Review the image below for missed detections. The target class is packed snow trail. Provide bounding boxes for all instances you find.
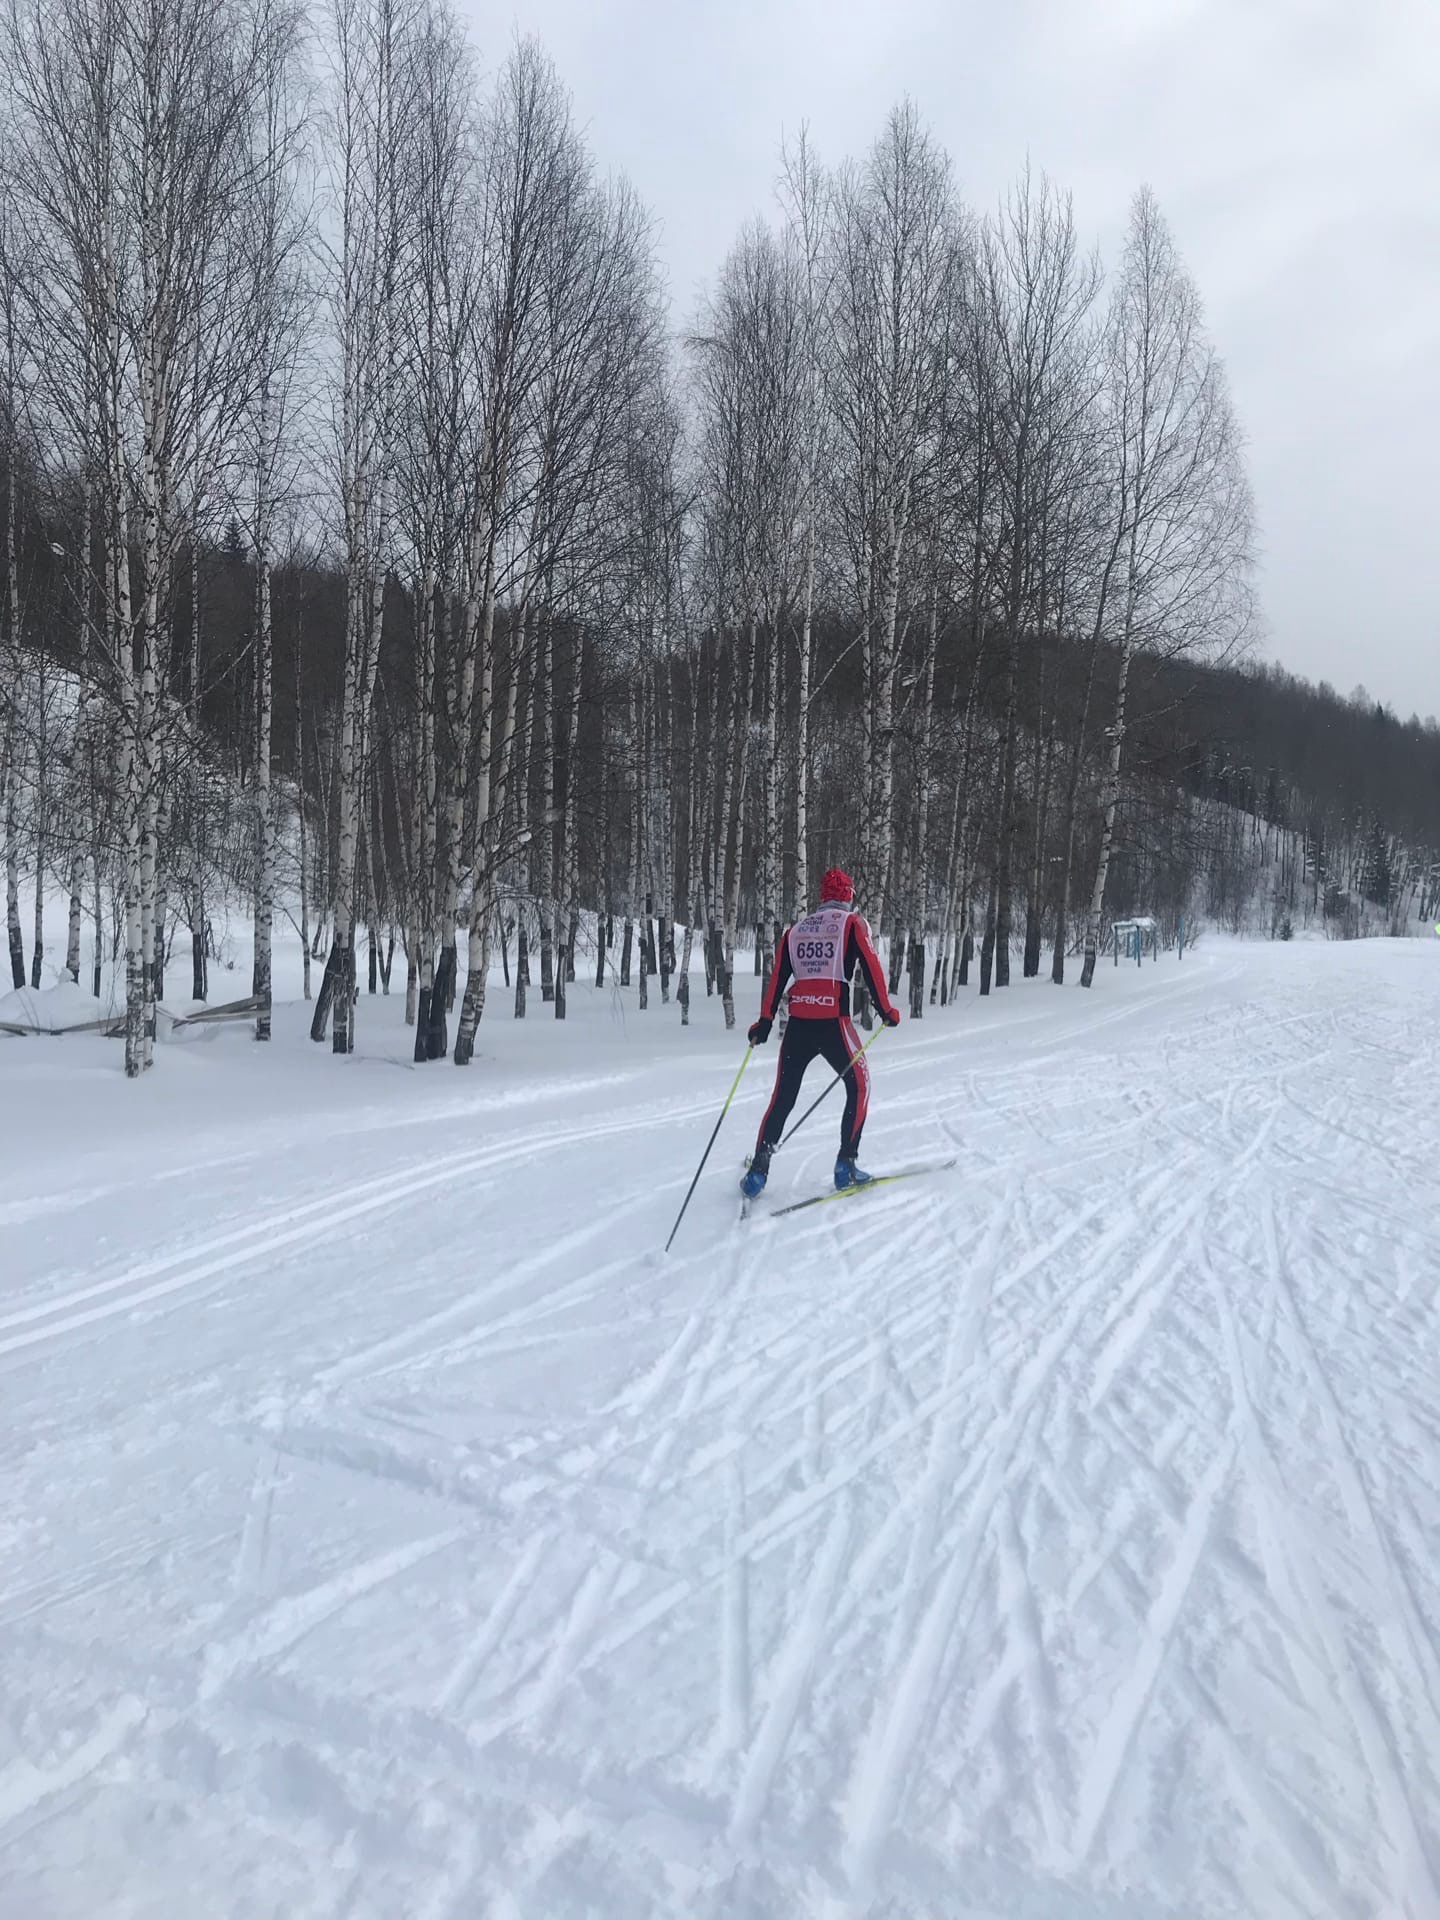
[1,939,1439,1918]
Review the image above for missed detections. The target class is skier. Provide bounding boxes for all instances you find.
[740,867,900,1200]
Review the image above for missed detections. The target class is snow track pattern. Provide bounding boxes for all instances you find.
[2,944,1438,1919]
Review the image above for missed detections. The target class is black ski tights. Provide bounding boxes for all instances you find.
[753,1015,870,1164]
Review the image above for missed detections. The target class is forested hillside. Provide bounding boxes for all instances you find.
[1,0,1434,1075]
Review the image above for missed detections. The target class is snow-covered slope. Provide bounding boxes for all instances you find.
[1,940,1438,1918]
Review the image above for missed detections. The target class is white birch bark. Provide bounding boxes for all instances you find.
[550,627,584,1022]
[2,475,21,990]
[253,466,276,1039]
[1078,188,1251,986]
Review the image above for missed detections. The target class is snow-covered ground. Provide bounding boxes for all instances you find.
[2,936,1438,1919]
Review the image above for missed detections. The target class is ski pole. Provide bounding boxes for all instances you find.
[664,1045,754,1254]
[779,1021,885,1149]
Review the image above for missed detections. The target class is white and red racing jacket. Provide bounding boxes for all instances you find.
[759,904,897,1022]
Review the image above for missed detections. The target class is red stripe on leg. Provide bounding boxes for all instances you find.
[841,1017,870,1137]
[755,1044,787,1153]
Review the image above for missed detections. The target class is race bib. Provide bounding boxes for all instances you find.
[786,907,849,1014]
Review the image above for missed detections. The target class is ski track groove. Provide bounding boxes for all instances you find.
[1261,1204,1440,1740]
[319,1210,641,1388]
[518,1553,628,1731]
[1083,1101,1280,1414]
[231,1446,283,1600]
[718,1452,751,1756]
[437,1529,552,1714]
[1070,1429,1239,1865]
[0,1099,717,1366]
[995,1487,1066,1858]
[817,1156,1194,1673]
[198,1528,467,1703]
[1239,1414,1437,1908]
[0,1136,531,1350]
[818,1150,1210,1909]
[882,1183,1015,1669]
[1047,1434,1357,1919]
[0,1697,149,1835]
[727,1495,853,1845]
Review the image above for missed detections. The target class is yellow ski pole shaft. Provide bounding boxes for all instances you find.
[664,1044,754,1254]
[779,1021,885,1150]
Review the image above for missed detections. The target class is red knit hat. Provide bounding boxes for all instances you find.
[820,867,854,904]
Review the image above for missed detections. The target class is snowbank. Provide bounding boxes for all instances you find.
[0,979,118,1034]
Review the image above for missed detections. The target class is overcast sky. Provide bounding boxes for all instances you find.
[464,0,1439,718]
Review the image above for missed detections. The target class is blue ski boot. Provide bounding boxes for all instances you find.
[834,1157,875,1191]
[740,1147,771,1200]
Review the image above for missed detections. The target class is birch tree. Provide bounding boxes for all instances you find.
[828,104,954,938]
[312,0,419,1055]
[980,168,1100,991]
[778,129,831,917]
[1079,188,1252,987]
[245,1,306,1043]
[444,41,573,1065]
[396,0,477,1060]
[8,0,294,1071]
[0,194,28,991]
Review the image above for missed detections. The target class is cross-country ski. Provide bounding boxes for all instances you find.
[768,1158,959,1217]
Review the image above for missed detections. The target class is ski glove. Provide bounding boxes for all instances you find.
[748,1016,773,1046]
[883,1007,901,1028]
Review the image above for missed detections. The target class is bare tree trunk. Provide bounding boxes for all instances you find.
[979,868,997,997]
[3,719,21,990]
[551,628,584,1022]
[594,679,610,989]
[656,663,673,1005]
[121,677,144,1076]
[295,616,312,1002]
[254,422,275,1041]
[794,521,814,916]
[909,586,939,1018]
[454,533,509,1058]
[3,432,23,990]
[869,519,903,927]
[1081,610,1134,988]
[621,675,637,987]
[153,779,172,1007]
[106,376,145,1072]
[318,566,365,1052]
[993,564,1020,994]
[1051,616,1104,983]
[538,609,555,1003]
[410,575,437,1051]
[65,850,83,984]
[460,602,526,1043]
[426,588,462,1052]
[28,658,47,988]
[90,851,103,999]
[514,618,538,1019]
[760,611,780,978]
[720,622,757,1030]
[138,707,160,1067]
[638,675,652,1009]
[675,652,700,1027]
[1024,724,1055,979]
[515,913,528,1018]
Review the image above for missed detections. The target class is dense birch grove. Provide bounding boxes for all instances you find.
[2,0,1435,1071]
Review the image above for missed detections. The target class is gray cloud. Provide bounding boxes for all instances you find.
[464,0,1440,715]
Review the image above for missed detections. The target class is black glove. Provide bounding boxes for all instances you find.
[748,1016,773,1046]
[883,1006,901,1028]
